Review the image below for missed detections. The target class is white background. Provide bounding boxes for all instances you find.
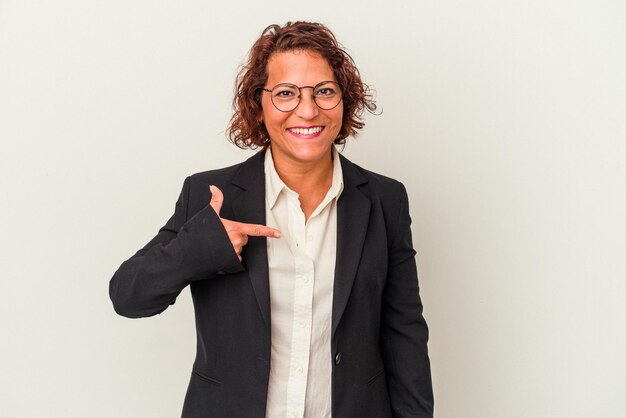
[1,1,625,417]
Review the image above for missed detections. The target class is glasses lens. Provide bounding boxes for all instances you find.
[271,84,300,112]
[313,82,342,110]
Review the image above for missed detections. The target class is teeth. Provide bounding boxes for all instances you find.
[289,126,323,135]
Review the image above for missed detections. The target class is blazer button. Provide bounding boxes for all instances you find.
[335,352,341,365]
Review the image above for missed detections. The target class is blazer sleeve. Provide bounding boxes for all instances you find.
[109,176,244,318]
[381,183,434,418]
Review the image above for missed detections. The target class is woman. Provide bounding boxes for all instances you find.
[110,21,433,418]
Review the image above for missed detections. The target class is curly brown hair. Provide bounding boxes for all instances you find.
[227,21,377,149]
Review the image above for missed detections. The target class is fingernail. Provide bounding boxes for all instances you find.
[274,231,282,238]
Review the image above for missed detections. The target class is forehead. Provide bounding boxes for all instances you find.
[266,50,336,85]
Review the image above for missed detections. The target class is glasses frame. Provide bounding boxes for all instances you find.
[261,81,343,112]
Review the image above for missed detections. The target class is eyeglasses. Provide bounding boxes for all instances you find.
[261,81,342,112]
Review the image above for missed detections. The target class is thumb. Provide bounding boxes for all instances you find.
[209,185,224,216]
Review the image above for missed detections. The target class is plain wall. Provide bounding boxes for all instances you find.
[1,1,625,417]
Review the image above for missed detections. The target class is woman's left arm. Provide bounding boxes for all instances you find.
[381,183,434,418]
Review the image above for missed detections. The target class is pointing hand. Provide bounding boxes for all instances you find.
[209,185,281,261]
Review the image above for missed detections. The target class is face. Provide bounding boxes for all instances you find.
[260,50,343,169]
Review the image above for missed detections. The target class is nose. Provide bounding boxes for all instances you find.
[294,90,319,120]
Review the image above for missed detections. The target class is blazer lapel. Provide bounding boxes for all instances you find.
[332,155,371,337]
[230,151,271,329]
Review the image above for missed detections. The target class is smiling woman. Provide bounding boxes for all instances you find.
[109,21,433,418]
[228,22,376,149]
[259,50,344,189]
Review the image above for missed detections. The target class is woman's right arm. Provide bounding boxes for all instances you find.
[109,177,244,318]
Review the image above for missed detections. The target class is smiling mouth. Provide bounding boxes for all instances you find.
[287,126,324,136]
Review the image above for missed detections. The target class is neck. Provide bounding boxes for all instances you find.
[271,149,334,198]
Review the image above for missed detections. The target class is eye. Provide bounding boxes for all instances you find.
[275,90,295,97]
[272,85,299,99]
[315,87,336,96]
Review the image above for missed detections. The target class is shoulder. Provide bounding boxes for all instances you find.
[339,154,413,248]
[185,151,265,193]
[339,154,409,203]
[171,151,264,217]
[186,161,243,189]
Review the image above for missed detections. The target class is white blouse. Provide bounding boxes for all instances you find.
[264,146,344,418]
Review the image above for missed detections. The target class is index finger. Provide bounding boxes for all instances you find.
[237,222,282,239]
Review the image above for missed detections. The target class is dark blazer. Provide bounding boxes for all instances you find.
[109,151,433,418]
